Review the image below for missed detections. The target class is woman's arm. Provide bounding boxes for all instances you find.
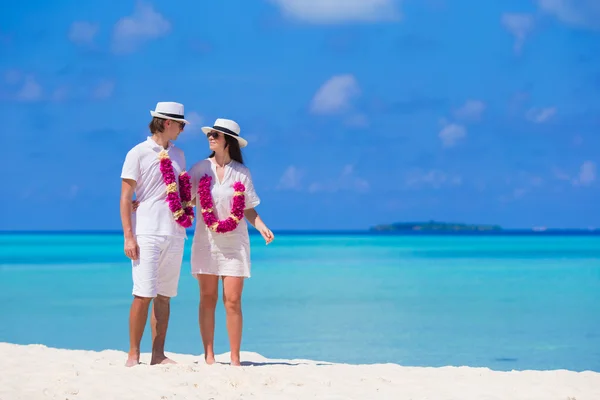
[244,208,274,244]
[244,208,260,228]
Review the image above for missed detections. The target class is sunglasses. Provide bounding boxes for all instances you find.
[206,131,221,139]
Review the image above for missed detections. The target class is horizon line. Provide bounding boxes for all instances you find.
[1,228,599,235]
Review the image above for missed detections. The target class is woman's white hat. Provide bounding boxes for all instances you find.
[202,118,248,148]
[150,101,189,124]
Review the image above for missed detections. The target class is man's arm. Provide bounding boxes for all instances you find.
[121,178,139,260]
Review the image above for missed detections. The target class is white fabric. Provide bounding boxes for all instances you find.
[188,158,261,278]
[132,235,185,298]
[121,137,187,238]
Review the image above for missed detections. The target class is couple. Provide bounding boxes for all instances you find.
[119,101,274,367]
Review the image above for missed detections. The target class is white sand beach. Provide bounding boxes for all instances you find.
[1,343,599,400]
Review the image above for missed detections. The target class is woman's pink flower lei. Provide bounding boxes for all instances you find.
[198,174,245,233]
[158,150,195,228]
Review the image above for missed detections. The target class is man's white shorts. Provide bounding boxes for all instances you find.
[131,235,185,298]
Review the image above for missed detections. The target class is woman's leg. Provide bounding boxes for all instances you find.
[197,273,219,364]
[222,276,245,366]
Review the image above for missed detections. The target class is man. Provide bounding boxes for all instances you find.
[120,101,190,367]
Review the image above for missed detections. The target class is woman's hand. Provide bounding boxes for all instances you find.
[243,208,274,245]
[257,224,274,245]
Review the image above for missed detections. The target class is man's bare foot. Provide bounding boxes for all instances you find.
[125,357,140,367]
[230,359,241,367]
[150,355,176,365]
[205,354,215,365]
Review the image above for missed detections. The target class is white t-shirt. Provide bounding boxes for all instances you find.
[121,136,187,238]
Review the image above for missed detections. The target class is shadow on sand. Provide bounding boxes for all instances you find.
[238,361,331,367]
[193,361,332,367]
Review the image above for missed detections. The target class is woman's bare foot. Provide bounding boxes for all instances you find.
[125,351,140,367]
[125,357,140,367]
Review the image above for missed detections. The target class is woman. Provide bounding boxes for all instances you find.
[188,118,274,366]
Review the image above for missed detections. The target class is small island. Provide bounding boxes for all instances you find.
[370,220,503,232]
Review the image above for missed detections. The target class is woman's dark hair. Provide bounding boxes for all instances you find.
[209,134,244,164]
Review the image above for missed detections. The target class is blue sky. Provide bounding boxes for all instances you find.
[1,0,598,231]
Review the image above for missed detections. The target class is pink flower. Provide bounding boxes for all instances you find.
[196,174,247,233]
[160,159,176,184]
[177,214,192,228]
[233,182,245,192]
[178,173,193,203]
[157,152,195,228]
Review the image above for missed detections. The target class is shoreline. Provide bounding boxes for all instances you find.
[2,343,599,400]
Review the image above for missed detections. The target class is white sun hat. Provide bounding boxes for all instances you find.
[202,118,248,148]
[150,101,190,124]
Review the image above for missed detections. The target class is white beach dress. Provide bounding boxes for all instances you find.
[189,159,261,278]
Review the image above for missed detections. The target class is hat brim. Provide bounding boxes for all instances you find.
[150,111,190,125]
[201,126,248,148]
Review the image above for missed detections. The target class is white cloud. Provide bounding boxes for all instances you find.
[537,0,600,31]
[112,2,170,54]
[310,74,360,114]
[500,172,546,202]
[553,167,571,181]
[526,107,556,123]
[270,0,400,24]
[405,169,462,189]
[308,164,369,193]
[185,111,203,131]
[277,166,303,190]
[93,80,115,99]
[69,21,99,46]
[454,100,486,121]
[439,122,466,147]
[573,161,596,186]
[176,112,205,142]
[554,162,596,187]
[4,69,22,85]
[512,188,528,199]
[52,86,69,102]
[501,13,535,53]
[340,164,369,192]
[16,76,42,101]
[344,113,369,128]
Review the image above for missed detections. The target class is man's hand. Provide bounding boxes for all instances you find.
[120,178,138,260]
[124,236,140,260]
[132,200,140,212]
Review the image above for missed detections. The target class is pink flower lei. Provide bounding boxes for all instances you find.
[197,174,245,233]
[158,150,195,228]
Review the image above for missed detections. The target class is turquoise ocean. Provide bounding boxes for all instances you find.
[1,232,599,372]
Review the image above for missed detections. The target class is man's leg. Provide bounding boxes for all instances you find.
[127,235,162,367]
[150,236,184,365]
[126,295,152,367]
[150,294,174,364]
